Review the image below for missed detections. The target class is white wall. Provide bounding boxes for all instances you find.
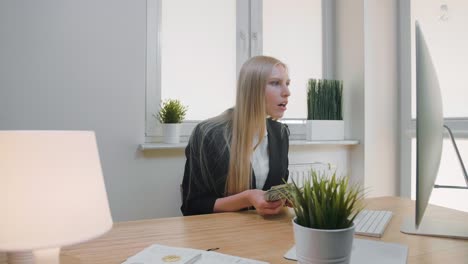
[289,145,352,178]
[335,0,400,196]
[0,0,186,221]
[363,0,399,197]
[335,0,365,186]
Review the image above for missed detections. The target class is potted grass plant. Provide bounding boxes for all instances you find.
[306,79,344,140]
[156,99,188,144]
[285,170,364,264]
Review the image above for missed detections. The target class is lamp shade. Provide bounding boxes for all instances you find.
[0,131,113,252]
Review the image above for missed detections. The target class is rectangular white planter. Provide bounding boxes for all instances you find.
[306,120,344,141]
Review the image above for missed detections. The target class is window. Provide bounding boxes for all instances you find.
[146,0,324,141]
[400,0,468,211]
[161,0,236,121]
[410,0,468,118]
[410,138,468,212]
[262,0,322,119]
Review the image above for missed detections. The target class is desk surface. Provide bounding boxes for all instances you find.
[1,197,468,264]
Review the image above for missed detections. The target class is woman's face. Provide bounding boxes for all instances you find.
[265,64,291,119]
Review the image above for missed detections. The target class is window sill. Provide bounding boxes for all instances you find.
[139,142,187,150]
[289,140,359,146]
[139,140,359,151]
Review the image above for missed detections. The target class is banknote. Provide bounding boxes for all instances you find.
[264,183,292,202]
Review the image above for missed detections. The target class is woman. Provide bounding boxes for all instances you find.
[181,56,291,216]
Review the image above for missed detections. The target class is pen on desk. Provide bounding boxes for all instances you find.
[184,253,202,264]
[206,247,220,251]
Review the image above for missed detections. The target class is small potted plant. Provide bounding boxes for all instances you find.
[306,79,344,140]
[156,99,188,144]
[284,170,364,264]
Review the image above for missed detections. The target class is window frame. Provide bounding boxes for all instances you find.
[145,0,331,143]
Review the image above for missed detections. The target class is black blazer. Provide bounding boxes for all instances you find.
[181,119,289,216]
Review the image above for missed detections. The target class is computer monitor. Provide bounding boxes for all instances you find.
[400,22,468,239]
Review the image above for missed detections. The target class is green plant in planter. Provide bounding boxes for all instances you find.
[285,170,364,229]
[307,79,343,120]
[156,99,188,124]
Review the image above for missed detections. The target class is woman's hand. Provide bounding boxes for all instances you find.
[247,189,284,216]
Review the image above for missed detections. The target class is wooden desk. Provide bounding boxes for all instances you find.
[1,197,467,264]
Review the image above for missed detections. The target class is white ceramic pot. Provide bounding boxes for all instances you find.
[306,120,344,141]
[293,218,355,264]
[162,123,181,144]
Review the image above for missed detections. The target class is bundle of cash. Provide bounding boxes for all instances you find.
[264,183,293,202]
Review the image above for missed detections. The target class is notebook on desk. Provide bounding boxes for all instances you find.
[284,239,408,264]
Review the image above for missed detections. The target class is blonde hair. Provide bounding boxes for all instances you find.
[186,56,287,197]
[226,56,287,195]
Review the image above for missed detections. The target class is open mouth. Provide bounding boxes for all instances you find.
[278,103,287,107]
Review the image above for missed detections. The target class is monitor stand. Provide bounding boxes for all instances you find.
[433,125,468,190]
[401,216,468,239]
[401,125,468,240]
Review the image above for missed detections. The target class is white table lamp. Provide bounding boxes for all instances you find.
[0,131,113,264]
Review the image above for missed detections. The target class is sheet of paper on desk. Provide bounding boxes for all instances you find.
[122,244,269,264]
[284,239,408,264]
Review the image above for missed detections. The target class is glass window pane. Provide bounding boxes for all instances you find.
[161,0,236,120]
[263,0,322,119]
[411,0,468,118]
[411,138,468,212]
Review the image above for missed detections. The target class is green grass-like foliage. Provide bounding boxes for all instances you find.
[307,79,343,120]
[157,99,188,124]
[286,170,364,230]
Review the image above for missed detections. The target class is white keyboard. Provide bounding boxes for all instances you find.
[354,210,393,238]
